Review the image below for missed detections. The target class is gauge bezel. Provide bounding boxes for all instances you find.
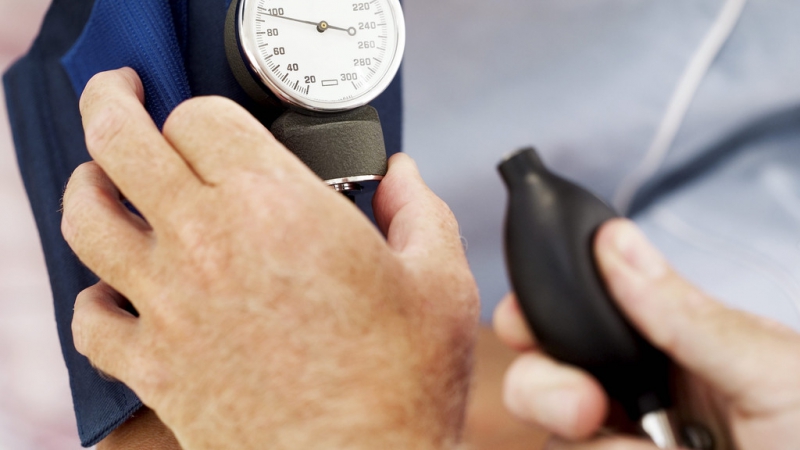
[236,0,406,113]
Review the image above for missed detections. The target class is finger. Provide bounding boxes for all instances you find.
[80,68,199,220]
[73,282,139,383]
[62,162,154,300]
[594,219,800,411]
[546,435,658,450]
[493,293,537,351]
[162,96,297,185]
[504,352,608,440]
[373,153,464,261]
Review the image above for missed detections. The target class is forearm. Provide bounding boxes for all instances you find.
[98,407,181,450]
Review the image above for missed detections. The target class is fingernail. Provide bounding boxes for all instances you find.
[612,222,667,280]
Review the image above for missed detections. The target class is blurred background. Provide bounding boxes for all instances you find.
[2,0,799,448]
[0,0,84,449]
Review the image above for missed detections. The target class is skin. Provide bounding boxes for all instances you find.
[64,68,480,449]
[63,68,800,450]
[97,329,551,450]
[494,219,800,449]
[97,408,180,449]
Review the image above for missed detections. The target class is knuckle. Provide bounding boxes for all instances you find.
[71,161,100,180]
[61,189,87,245]
[63,162,102,199]
[63,180,101,221]
[71,295,91,354]
[163,97,202,131]
[72,286,111,358]
[432,196,460,234]
[61,181,114,249]
[61,167,87,241]
[87,69,121,87]
[80,71,113,106]
[195,95,238,111]
[418,259,479,332]
[164,96,235,134]
[83,98,131,155]
[80,69,131,112]
[60,215,75,248]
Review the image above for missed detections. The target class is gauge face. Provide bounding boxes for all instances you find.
[237,0,405,112]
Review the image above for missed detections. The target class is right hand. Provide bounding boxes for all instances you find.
[493,219,800,449]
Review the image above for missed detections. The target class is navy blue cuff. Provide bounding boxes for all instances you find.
[5,0,402,446]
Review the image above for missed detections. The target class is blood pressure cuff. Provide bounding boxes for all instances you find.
[3,0,402,446]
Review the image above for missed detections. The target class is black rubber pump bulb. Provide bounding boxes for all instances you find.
[499,148,679,448]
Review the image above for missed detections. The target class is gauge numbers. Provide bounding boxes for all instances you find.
[239,0,405,111]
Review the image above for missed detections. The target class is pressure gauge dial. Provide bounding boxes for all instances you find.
[230,0,406,112]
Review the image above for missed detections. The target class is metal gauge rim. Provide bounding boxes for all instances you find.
[236,0,406,113]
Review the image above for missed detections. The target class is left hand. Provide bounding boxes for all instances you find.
[63,68,480,450]
[493,219,800,449]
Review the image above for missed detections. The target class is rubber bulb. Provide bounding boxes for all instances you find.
[499,148,672,420]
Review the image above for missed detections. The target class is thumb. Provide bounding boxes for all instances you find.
[373,153,464,261]
[594,219,800,411]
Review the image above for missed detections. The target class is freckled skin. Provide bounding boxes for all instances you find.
[64,68,480,450]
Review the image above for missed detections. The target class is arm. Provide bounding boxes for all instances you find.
[98,408,181,450]
[98,329,550,450]
[463,327,550,450]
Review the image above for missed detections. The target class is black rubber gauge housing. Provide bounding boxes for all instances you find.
[224,0,406,188]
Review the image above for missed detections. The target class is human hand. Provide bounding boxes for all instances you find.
[63,68,479,450]
[493,219,800,449]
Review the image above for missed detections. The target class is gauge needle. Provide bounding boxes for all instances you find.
[265,14,356,36]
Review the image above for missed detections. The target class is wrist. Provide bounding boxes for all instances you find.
[273,374,467,450]
[98,407,181,450]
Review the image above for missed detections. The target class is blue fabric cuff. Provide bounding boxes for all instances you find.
[61,0,192,128]
[59,0,193,444]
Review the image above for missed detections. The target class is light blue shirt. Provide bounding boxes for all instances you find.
[403,0,800,328]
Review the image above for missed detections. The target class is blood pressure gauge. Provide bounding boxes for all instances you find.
[228,0,405,112]
[225,0,405,194]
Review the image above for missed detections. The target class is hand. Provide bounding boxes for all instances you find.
[63,68,479,450]
[493,219,800,449]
